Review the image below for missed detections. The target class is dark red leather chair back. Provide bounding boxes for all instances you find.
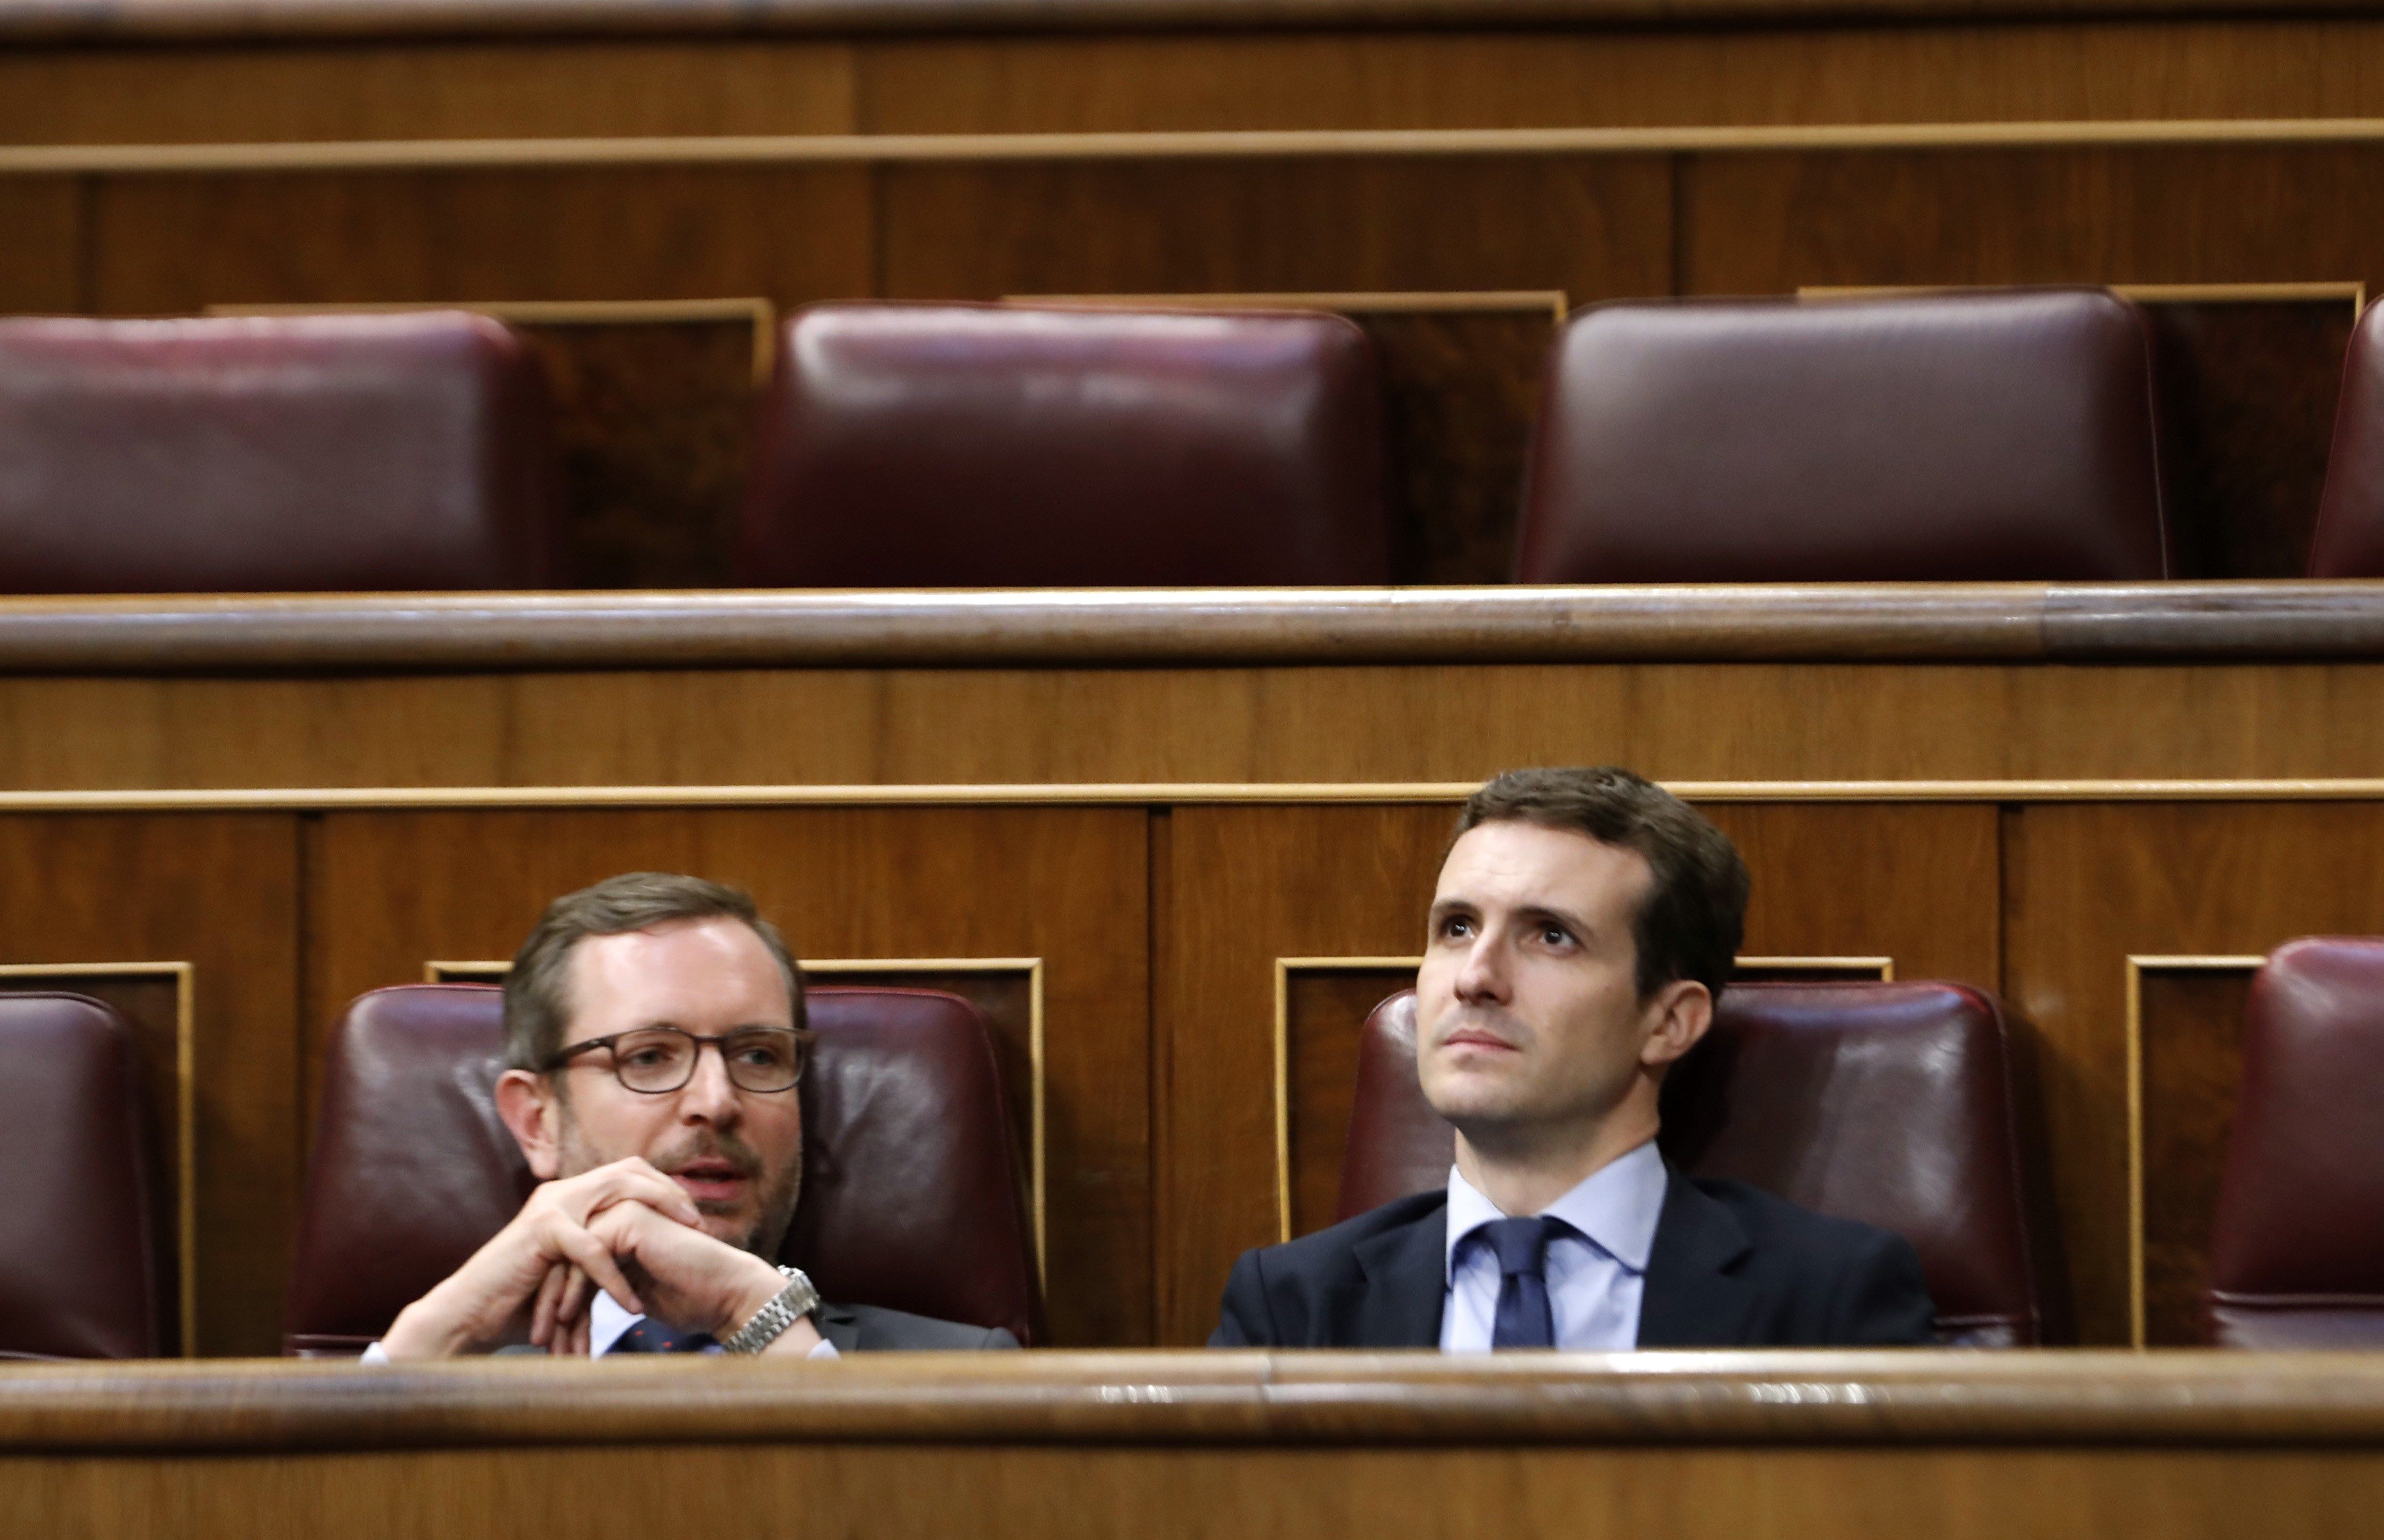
[2308,305,2384,576]
[0,312,562,593]
[734,303,1391,587]
[0,993,159,1359]
[1336,983,2045,1346]
[1514,289,2169,582]
[2204,938,2384,1346]
[286,983,1040,1353]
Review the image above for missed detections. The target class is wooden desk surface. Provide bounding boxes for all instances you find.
[8,1352,2384,1538]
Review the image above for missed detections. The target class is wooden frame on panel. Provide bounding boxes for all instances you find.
[206,298,778,386]
[1273,955,1421,1243]
[426,954,1048,1284]
[1802,281,2364,315]
[1011,291,1569,324]
[2122,953,2267,1349]
[0,960,196,1358]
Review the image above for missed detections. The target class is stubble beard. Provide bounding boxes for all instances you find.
[553,1104,806,1259]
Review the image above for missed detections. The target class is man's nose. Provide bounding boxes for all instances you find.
[1454,933,1511,1003]
[675,1042,742,1121]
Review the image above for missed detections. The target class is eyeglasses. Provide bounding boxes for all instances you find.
[543,1026,813,1094]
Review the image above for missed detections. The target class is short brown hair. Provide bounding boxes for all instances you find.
[502,872,804,1073]
[1452,767,1749,1001]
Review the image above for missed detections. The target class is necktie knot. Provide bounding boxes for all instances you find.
[1480,1215,1568,1280]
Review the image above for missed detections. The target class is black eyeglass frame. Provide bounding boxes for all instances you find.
[541,1025,816,1094]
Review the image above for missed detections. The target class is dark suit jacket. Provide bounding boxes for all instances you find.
[1209,1167,1937,1348]
[814,1301,1019,1352]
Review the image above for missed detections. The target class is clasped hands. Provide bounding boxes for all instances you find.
[379,1157,820,1358]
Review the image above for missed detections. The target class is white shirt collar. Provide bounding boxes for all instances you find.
[1443,1138,1668,1285]
[590,1290,639,1356]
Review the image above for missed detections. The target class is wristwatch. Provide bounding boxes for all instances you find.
[720,1265,822,1355]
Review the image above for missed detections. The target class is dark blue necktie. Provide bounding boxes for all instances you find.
[1482,1215,1569,1350]
[609,1319,715,1354]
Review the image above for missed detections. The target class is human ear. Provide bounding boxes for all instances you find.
[495,1068,565,1180]
[1639,979,1714,1069]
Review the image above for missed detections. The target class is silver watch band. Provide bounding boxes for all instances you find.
[720,1265,822,1355]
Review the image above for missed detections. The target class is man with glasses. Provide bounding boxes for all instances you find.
[369,872,1017,1359]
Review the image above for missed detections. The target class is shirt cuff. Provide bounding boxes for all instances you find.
[807,1335,840,1360]
[360,1341,390,1365]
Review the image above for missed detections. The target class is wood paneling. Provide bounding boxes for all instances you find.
[879,158,1671,302]
[0,41,857,146]
[21,660,2384,791]
[858,22,2384,136]
[1283,964,1412,1235]
[1683,145,2384,298]
[1160,799,1999,1345]
[2135,962,2257,1346]
[2007,803,2384,1346]
[0,176,77,313]
[0,815,298,1357]
[305,806,1149,1346]
[84,166,873,314]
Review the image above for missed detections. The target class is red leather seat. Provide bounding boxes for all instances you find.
[0,312,561,594]
[2308,305,2384,576]
[2204,938,2384,1346]
[1514,289,2169,582]
[0,993,160,1359]
[285,983,1040,1353]
[734,303,1391,587]
[1337,983,2047,1346]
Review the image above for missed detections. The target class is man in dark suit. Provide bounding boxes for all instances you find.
[369,873,1014,1360]
[1213,767,1935,1350]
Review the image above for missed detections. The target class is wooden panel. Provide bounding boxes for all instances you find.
[2144,295,2356,579]
[858,21,2384,135]
[1161,799,1999,1344]
[880,158,1671,304]
[0,41,857,145]
[84,166,873,314]
[1363,306,1552,583]
[0,815,298,1357]
[2006,803,2384,1345]
[0,175,77,312]
[1684,145,2384,299]
[23,660,2384,791]
[2133,961,2257,1346]
[306,806,1148,1346]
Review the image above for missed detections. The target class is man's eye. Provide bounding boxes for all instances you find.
[622,1046,674,1067]
[1540,926,1573,947]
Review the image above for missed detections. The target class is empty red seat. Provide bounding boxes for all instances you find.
[0,993,160,1359]
[284,983,1040,1352]
[1514,289,2169,583]
[734,303,1391,587]
[2308,305,2384,576]
[0,312,561,594]
[2204,938,2384,1346]
[1337,982,2049,1346]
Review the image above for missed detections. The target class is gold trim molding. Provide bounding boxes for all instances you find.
[17,778,2384,813]
[0,961,197,1358]
[2122,953,2267,1350]
[428,955,1048,1285]
[18,118,2384,177]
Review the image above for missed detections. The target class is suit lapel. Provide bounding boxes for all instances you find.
[1346,1201,1449,1348]
[1635,1168,1757,1348]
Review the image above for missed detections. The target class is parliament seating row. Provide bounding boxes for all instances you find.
[7,946,2380,1359]
[8,289,2384,592]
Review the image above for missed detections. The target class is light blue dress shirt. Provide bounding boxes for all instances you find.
[1439,1138,1668,1352]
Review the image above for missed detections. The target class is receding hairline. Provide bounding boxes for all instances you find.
[1433,816,1660,921]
